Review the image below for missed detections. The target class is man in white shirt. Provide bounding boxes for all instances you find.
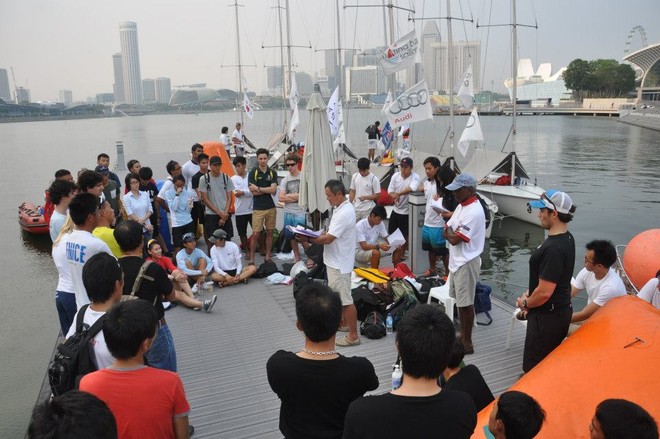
[419,157,448,277]
[443,174,485,354]
[231,156,253,253]
[209,229,257,287]
[48,178,77,242]
[349,158,381,221]
[279,153,306,263]
[570,240,626,330]
[52,193,113,310]
[355,205,390,269]
[156,160,183,213]
[304,180,359,347]
[181,143,204,233]
[219,126,232,156]
[66,253,123,369]
[232,122,245,157]
[387,157,421,264]
[638,269,660,309]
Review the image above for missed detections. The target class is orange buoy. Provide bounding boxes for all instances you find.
[623,229,660,290]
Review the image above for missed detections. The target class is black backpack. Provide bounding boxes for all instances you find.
[360,311,386,339]
[293,272,314,299]
[48,304,105,396]
[253,260,279,279]
[352,285,387,321]
[385,292,419,331]
[474,282,493,325]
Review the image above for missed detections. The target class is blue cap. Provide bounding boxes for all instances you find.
[445,174,477,191]
[528,190,575,214]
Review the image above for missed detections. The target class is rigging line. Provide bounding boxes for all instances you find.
[479,0,494,92]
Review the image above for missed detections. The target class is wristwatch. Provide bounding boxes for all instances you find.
[522,299,528,309]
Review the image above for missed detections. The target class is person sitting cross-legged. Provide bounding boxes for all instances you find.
[354,205,390,269]
[176,232,214,292]
[209,229,257,287]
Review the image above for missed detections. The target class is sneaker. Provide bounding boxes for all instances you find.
[336,335,361,347]
[189,425,195,437]
[203,295,217,313]
[191,283,199,294]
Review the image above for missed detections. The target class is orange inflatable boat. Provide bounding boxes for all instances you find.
[18,201,49,234]
[472,295,660,438]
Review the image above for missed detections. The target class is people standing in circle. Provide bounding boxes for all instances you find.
[365,121,381,162]
[248,148,278,265]
[198,156,235,254]
[231,156,254,254]
[279,153,306,263]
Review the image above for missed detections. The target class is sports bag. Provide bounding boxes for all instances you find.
[293,272,314,299]
[254,260,279,279]
[48,304,105,396]
[474,282,493,325]
[360,311,386,339]
[385,292,419,331]
[353,267,390,284]
[390,262,415,280]
[352,285,387,321]
[389,278,417,302]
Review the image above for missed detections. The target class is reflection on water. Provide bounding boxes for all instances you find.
[20,231,53,257]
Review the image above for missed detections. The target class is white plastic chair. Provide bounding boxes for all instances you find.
[505,308,528,349]
[427,274,455,320]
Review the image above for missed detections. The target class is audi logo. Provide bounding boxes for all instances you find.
[388,89,429,115]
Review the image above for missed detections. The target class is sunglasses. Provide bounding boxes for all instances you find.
[286,163,297,167]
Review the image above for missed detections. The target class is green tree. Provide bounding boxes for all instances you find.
[563,59,592,101]
[563,58,636,100]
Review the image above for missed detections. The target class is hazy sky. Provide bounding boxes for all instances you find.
[1,0,658,102]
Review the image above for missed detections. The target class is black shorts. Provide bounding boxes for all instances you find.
[172,222,195,247]
[221,269,237,277]
[235,214,252,237]
[191,201,204,225]
[204,214,234,240]
[150,212,160,237]
[388,211,409,240]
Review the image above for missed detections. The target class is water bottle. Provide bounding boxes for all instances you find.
[391,364,403,391]
[386,314,393,334]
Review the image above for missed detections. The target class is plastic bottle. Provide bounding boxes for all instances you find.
[391,364,403,391]
[386,314,393,334]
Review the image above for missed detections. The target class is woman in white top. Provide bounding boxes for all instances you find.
[122,173,154,240]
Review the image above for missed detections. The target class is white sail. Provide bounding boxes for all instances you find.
[326,86,340,137]
[333,99,345,145]
[455,63,474,109]
[457,107,483,157]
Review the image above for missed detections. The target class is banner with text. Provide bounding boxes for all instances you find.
[383,80,432,128]
[380,30,418,76]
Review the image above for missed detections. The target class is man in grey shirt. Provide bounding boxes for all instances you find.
[279,153,306,263]
[198,155,234,253]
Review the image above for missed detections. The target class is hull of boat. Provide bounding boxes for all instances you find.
[476,184,545,226]
[18,202,49,234]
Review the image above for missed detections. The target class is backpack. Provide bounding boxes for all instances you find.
[293,272,314,299]
[389,278,417,302]
[353,267,390,284]
[204,172,235,214]
[390,262,415,280]
[48,304,105,396]
[385,291,419,330]
[254,260,279,279]
[360,311,386,339]
[352,285,387,321]
[474,282,493,325]
[121,260,157,304]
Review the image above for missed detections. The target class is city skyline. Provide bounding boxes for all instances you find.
[1,0,658,102]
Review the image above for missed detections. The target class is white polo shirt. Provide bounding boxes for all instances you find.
[638,277,660,309]
[325,200,356,274]
[446,196,485,272]
[571,267,626,306]
[423,179,444,228]
[355,218,388,249]
[387,171,421,215]
[350,172,380,213]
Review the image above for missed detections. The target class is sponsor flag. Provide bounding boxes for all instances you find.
[333,99,346,145]
[289,72,299,109]
[381,91,392,114]
[455,64,474,109]
[398,123,409,137]
[288,105,299,138]
[381,121,394,155]
[243,92,254,119]
[380,30,418,76]
[326,86,340,137]
[457,107,483,157]
[384,79,432,128]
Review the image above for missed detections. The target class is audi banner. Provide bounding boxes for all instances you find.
[380,30,418,76]
[383,80,433,128]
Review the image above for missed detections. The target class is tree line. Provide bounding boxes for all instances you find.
[563,59,636,101]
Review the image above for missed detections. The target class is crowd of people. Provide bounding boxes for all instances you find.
[29,136,658,438]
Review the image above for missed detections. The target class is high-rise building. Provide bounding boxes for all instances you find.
[267,66,283,90]
[346,66,387,99]
[96,93,115,104]
[325,50,354,93]
[142,79,156,103]
[154,77,171,104]
[58,89,73,104]
[416,21,442,90]
[429,40,481,93]
[119,22,143,105]
[294,72,313,96]
[112,53,125,104]
[15,87,30,103]
[0,69,10,102]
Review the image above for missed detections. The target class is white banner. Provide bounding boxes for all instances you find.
[243,92,254,119]
[381,91,392,114]
[326,86,340,137]
[457,107,483,157]
[455,64,474,109]
[289,72,299,110]
[380,30,418,76]
[288,105,299,138]
[333,99,345,145]
[383,80,432,128]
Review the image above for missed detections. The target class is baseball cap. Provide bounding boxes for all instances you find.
[209,156,222,165]
[209,229,228,243]
[182,232,196,243]
[400,157,413,167]
[445,174,477,191]
[528,190,576,214]
[94,165,110,174]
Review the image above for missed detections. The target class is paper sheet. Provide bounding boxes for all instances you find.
[387,228,406,250]
[288,225,322,238]
[430,197,449,214]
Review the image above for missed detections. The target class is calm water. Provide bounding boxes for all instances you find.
[1,109,658,436]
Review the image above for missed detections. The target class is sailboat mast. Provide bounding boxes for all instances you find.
[511,0,517,153]
[233,0,244,126]
[336,0,343,102]
[285,0,293,101]
[277,0,287,127]
[385,1,396,97]
[447,0,455,152]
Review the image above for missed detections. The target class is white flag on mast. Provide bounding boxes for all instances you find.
[380,30,418,76]
[381,91,392,114]
[243,92,254,119]
[455,64,474,109]
[288,106,299,138]
[326,86,340,137]
[457,107,483,157]
[333,99,345,145]
[288,72,299,137]
[383,80,432,128]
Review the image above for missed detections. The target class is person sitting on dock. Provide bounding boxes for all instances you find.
[441,339,494,412]
[343,305,477,438]
[487,390,546,439]
[589,399,658,439]
[637,268,660,309]
[266,283,378,439]
[349,157,381,221]
[569,240,626,332]
[48,178,77,242]
[176,232,214,292]
[354,205,390,269]
[209,229,256,287]
[80,300,192,439]
[66,252,124,370]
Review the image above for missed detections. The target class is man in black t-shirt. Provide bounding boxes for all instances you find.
[114,219,178,372]
[191,153,209,237]
[441,339,494,412]
[267,284,378,439]
[247,148,278,265]
[138,167,167,251]
[517,190,577,373]
[343,305,477,439]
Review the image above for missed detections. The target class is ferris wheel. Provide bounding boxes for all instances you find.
[623,26,648,80]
